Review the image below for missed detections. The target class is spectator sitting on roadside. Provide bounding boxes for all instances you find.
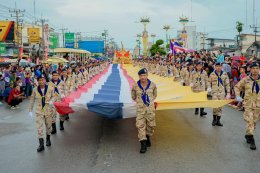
[7,84,23,109]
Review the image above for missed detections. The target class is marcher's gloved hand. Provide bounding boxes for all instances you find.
[28,112,33,118]
[49,101,54,107]
[226,93,231,99]
[176,75,180,78]
[61,94,65,98]
[190,83,194,87]
[236,96,243,102]
[207,87,212,93]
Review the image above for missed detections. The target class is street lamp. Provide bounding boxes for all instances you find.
[163,25,171,45]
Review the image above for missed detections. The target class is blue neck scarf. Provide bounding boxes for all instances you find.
[37,85,48,109]
[137,79,151,106]
[51,79,61,95]
[215,70,224,87]
[249,75,260,94]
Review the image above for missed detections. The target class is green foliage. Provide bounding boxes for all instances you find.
[150,39,166,56]
[236,21,243,34]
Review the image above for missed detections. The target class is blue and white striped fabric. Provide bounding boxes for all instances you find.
[63,64,136,119]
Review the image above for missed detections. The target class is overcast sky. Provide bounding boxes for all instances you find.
[1,0,260,49]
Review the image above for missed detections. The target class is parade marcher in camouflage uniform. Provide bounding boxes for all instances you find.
[235,62,260,150]
[182,62,194,86]
[29,75,54,152]
[131,68,157,154]
[60,68,74,121]
[190,62,209,117]
[74,65,84,89]
[49,71,66,133]
[79,64,88,84]
[209,62,231,126]
[173,61,183,82]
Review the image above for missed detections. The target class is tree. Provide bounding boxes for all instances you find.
[236,21,243,50]
[236,21,243,35]
[150,39,166,56]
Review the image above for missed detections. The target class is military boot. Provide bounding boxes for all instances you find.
[195,108,199,115]
[140,140,147,153]
[249,135,256,150]
[212,115,217,126]
[200,108,207,117]
[245,135,251,144]
[146,135,151,147]
[216,116,223,127]
[60,121,64,131]
[51,123,57,134]
[37,138,44,152]
[46,135,51,147]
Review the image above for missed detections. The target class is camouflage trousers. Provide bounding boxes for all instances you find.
[136,110,156,141]
[244,108,260,135]
[212,92,225,116]
[36,113,52,139]
[51,107,65,123]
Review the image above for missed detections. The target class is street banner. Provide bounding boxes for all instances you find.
[27,28,40,43]
[65,32,74,48]
[0,21,15,42]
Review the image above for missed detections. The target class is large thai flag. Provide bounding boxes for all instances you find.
[54,64,137,119]
[170,40,187,54]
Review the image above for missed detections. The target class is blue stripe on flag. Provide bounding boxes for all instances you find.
[87,64,123,119]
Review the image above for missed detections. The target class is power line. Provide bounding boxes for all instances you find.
[9,4,25,59]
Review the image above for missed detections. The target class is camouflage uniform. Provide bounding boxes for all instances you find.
[191,69,209,92]
[131,81,157,141]
[49,80,66,122]
[61,75,74,96]
[182,68,193,86]
[74,71,84,89]
[173,66,183,82]
[29,85,54,138]
[209,70,230,116]
[235,75,260,135]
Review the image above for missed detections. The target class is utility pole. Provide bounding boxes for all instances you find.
[36,17,48,59]
[9,4,25,59]
[250,23,260,57]
[60,25,68,48]
[200,32,208,50]
[250,23,260,43]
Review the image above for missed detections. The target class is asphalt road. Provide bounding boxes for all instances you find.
[0,99,259,173]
